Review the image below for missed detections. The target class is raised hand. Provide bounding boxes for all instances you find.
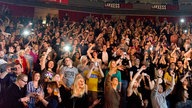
[92,99,101,106]
[170,71,175,77]
[47,47,52,53]
[141,65,147,70]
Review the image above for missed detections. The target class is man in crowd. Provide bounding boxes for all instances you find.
[60,57,78,89]
[3,74,29,108]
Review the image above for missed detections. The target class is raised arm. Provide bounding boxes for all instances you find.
[86,65,94,79]
[40,47,51,71]
[180,71,190,83]
[98,63,104,78]
[126,54,132,68]
[127,66,146,97]
[184,48,192,57]
[162,72,175,97]
[87,44,95,61]
[105,67,117,89]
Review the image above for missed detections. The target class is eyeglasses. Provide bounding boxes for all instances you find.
[20,79,28,83]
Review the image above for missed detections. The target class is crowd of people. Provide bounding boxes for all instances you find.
[0,7,192,108]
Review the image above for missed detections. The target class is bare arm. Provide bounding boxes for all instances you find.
[40,48,51,71]
[98,63,104,78]
[127,66,146,97]
[184,48,192,57]
[86,66,94,79]
[87,44,95,61]
[180,71,189,83]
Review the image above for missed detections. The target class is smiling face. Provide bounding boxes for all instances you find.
[48,61,54,69]
[177,61,183,68]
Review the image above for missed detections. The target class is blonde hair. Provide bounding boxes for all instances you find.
[71,74,87,98]
[80,55,88,64]
[17,50,25,56]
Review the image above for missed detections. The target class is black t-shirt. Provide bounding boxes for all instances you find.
[5,83,25,108]
[64,90,89,108]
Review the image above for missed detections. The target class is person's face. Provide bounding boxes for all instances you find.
[34,73,40,81]
[111,77,118,86]
[73,39,78,45]
[78,78,85,89]
[47,86,53,94]
[19,76,28,88]
[53,74,61,82]
[48,61,54,69]
[75,53,80,58]
[177,61,183,68]
[56,38,60,43]
[183,79,188,86]
[135,59,140,65]
[158,85,163,93]
[103,45,107,51]
[93,52,97,58]
[14,64,23,75]
[110,61,116,68]
[65,58,72,66]
[43,42,48,48]
[157,69,163,77]
[0,51,5,58]
[170,63,176,70]
[133,81,139,88]
[33,45,38,51]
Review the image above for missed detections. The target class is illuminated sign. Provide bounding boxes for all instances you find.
[104,3,120,8]
[151,5,166,10]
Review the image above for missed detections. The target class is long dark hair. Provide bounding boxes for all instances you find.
[32,71,42,87]
[46,81,58,96]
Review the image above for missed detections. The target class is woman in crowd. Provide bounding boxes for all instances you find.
[105,60,122,92]
[77,55,89,74]
[176,89,192,108]
[127,65,146,108]
[41,60,56,83]
[27,71,44,108]
[37,81,60,108]
[72,51,81,67]
[1,10,192,108]
[104,64,121,108]
[52,74,68,108]
[87,43,102,66]
[65,73,100,108]
[85,60,104,106]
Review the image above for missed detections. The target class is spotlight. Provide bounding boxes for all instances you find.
[29,22,33,26]
[63,45,70,52]
[23,30,30,36]
[180,18,185,23]
[184,30,187,33]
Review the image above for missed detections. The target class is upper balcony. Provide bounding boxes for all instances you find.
[0,0,192,16]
